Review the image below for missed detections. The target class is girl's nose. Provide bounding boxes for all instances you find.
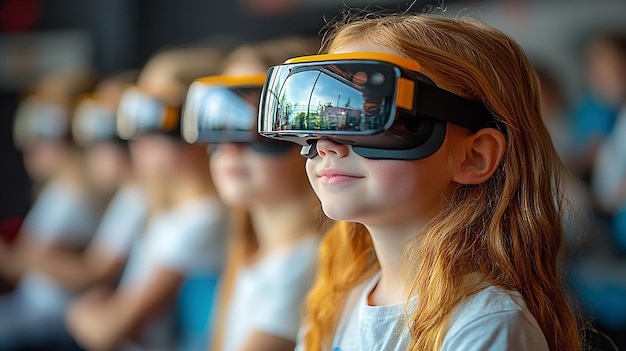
[316,139,350,158]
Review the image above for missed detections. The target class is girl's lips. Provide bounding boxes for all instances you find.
[317,168,364,185]
[222,166,247,178]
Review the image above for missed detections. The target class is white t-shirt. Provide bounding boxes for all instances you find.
[593,106,626,212]
[118,195,229,350]
[18,179,100,312]
[296,272,548,351]
[221,235,321,351]
[22,179,99,247]
[90,184,148,257]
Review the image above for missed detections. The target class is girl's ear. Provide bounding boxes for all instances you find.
[452,128,506,185]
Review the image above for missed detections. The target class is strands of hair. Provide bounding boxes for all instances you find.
[319,0,447,42]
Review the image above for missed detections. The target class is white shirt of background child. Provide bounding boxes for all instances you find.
[221,235,321,351]
[593,107,626,210]
[18,179,100,312]
[118,195,228,350]
[90,184,148,258]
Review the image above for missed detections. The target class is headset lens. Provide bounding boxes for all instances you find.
[182,82,261,144]
[259,62,400,146]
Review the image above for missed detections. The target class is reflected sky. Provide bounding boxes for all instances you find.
[280,69,365,119]
[263,64,395,132]
[119,89,165,130]
[196,87,254,131]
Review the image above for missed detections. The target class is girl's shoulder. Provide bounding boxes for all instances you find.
[252,235,322,275]
[173,195,227,218]
[454,285,528,316]
[443,285,549,351]
[152,195,227,229]
[242,236,320,286]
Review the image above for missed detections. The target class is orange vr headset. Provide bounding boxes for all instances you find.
[181,74,293,154]
[257,52,501,160]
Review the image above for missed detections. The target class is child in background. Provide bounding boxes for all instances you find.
[65,47,229,351]
[0,67,101,351]
[591,33,626,218]
[583,32,626,351]
[258,14,582,350]
[12,67,97,192]
[22,71,147,296]
[533,65,576,171]
[181,38,331,351]
[574,33,626,182]
[1,72,148,350]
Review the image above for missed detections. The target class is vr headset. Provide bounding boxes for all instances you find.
[181,74,293,154]
[72,94,120,147]
[257,52,501,160]
[116,86,181,140]
[13,97,70,150]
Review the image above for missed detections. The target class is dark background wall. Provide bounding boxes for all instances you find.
[0,0,428,221]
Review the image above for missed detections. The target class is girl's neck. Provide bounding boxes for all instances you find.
[118,165,137,187]
[365,221,425,306]
[249,194,316,259]
[57,151,86,188]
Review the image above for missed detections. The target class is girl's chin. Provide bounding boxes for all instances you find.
[321,205,361,222]
[216,191,251,207]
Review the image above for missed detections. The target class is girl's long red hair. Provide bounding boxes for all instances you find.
[303,14,583,351]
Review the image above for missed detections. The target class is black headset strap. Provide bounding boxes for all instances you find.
[413,80,495,132]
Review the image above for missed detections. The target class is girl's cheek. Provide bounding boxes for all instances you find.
[210,153,236,187]
[252,156,305,197]
[305,159,318,185]
[86,151,120,189]
[253,161,281,189]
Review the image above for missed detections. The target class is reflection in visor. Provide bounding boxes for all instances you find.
[182,82,259,143]
[117,88,174,140]
[13,98,69,149]
[261,63,396,135]
[73,99,118,146]
[260,54,499,160]
[199,89,253,131]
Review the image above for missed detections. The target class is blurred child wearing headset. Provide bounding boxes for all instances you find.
[181,38,332,351]
[66,47,230,351]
